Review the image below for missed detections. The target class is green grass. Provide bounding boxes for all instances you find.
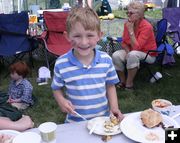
[1,55,180,127]
[1,9,179,127]
[118,57,180,113]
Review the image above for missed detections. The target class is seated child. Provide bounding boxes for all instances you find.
[7,61,34,110]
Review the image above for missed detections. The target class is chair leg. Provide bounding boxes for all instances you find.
[44,48,50,69]
[145,65,158,81]
[30,51,35,68]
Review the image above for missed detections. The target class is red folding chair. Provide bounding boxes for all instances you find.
[38,11,71,69]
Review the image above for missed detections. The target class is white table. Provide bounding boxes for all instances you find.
[28,105,180,143]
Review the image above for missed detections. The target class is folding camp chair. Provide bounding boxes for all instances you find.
[0,11,36,68]
[140,18,176,81]
[162,8,180,55]
[37,11,71,69]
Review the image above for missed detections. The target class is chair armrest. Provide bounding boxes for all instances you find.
[142,50,163,62]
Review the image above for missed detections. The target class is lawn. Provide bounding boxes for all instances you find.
[1,9,179,127]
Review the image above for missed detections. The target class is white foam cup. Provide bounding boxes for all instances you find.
[38,122,57,143]
[150,72,162,83]
[176,46,180,54]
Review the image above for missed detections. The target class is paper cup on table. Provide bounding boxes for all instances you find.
[13,132,41,143]
[38,122,57,143]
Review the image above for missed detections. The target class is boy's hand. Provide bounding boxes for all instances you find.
[110,109,124,122]
[59,98,75,114]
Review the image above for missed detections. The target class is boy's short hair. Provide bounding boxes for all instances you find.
[9,61,30,78]
[66,6,101,34]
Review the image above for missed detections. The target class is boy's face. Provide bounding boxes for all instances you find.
[10,72,22,81]
[65,22,102,57]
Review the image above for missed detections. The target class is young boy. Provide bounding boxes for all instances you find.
[7,61,34,110]
[51,7,124,122]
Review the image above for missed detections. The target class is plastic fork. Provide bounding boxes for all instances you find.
[73,111,87,121]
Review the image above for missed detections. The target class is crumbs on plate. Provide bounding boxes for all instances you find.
[145,132,159,141]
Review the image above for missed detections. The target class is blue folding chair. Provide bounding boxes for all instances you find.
[0,11,36,68]
[141,18,176,80]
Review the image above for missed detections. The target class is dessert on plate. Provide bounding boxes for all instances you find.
[152,99,172,108]
[140,108,163,128]
[104,114,120,133]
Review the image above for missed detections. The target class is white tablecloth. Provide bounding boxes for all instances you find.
[28,105,180,143]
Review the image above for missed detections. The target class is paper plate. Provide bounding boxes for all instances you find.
[120,112,179,143]
[0,130,20,136]
[13,132,41,143]
[0,130,20,143]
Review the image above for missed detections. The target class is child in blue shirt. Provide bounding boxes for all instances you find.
[51,6,123,122]
[7,61,33,110]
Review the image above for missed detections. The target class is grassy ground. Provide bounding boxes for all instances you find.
[1,9,179,127]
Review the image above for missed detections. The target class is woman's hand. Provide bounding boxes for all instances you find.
[126,21,134,34]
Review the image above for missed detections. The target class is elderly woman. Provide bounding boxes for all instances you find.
[112,1,157,90]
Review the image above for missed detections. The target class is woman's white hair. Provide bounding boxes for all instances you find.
[127,1,145,18]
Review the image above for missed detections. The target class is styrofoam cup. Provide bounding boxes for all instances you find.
[150,72,162,83]
[176,46,180,54]
[38,122,57,143]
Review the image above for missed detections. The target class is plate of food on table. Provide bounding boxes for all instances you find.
[87,114,121,136]
[120,108,179,143]
[0,130,20,143]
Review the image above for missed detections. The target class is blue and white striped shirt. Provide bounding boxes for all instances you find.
[51,49,119,122]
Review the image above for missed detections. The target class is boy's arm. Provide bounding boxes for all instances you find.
[106,84,124,120]
[53,90,75,114]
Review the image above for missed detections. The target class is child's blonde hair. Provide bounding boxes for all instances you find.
[66,6,101,34]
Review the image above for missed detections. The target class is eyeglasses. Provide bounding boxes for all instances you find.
[126,11,136,16]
